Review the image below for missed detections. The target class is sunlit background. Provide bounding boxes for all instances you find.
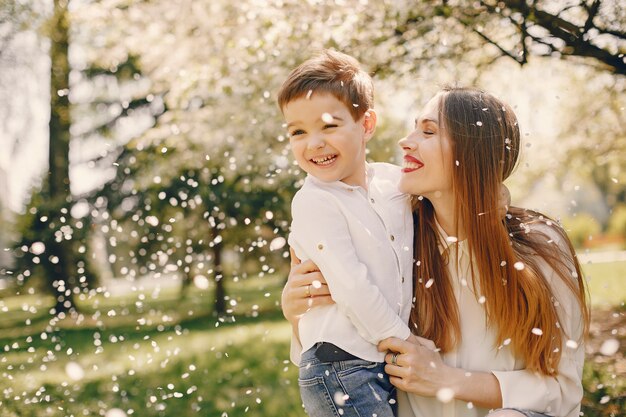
[0,1,624,416]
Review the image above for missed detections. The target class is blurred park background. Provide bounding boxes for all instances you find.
[0,1,624,416]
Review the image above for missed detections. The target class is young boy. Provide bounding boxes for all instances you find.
[277,50,414,417]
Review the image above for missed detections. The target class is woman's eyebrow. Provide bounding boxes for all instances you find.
[415,117,438,126]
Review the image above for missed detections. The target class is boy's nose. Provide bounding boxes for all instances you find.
[307,134,325,150]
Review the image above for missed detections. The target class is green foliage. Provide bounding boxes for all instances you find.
[607,205,626,239]
[562,214,602,248]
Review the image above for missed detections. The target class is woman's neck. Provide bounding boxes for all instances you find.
[428,191,466,241]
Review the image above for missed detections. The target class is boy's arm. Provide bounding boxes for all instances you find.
[291,190,411,345]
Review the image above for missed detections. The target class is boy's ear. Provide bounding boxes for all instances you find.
[362,109,377,141]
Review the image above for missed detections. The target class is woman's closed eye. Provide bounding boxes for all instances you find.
[323,124,338,130]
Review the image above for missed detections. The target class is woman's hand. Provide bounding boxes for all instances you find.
[281,248,334,325]
[379,336,503,408]
[379,335,451,397]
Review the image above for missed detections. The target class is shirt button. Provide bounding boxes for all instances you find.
[390,234,395,241]
[401,276,405,283]
[317,244,324,250]
[370,198,375,203]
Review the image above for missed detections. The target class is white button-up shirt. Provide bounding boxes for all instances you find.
[288,162,414,363]
[399,221,585,417]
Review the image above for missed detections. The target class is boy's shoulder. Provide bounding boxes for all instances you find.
[291,176,336,205]
[369,162,401,181]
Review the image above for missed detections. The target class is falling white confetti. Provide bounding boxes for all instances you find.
[599,339,619,356]
[436,387,455,403]
[321,113,333,123]
[425,278,434,288]
[30,242,46,255]
[565,340,579,349]
[476,121,483,126]
[333,391,349,406]
[446,236,458,243]
[531,328,543,336]
[269,237,287,251]
[65,361,85,381]
[311,280,322,289]
[514,262,525,270]
[306,89,313,99]
[193,275,210,290]
[145,216,159,227]
[105,409,127,417]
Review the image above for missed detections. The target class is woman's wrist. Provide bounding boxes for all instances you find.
[440,363,465,394]
[446,366,503,409]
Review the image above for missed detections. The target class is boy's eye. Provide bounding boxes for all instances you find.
[423,130,435,135]
[323,124,338,130]
[289,129,305,137]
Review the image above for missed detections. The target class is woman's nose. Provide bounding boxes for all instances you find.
[398,135,415,150]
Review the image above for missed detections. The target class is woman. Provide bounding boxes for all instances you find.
[282,87,590,417]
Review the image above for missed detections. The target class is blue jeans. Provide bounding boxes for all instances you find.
[299,346,397,417]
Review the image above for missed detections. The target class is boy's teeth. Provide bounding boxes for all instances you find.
[312,155,336,165]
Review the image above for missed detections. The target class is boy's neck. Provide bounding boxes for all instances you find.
[340,162,368,190]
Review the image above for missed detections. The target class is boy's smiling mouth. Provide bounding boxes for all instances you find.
[310,154,338,166]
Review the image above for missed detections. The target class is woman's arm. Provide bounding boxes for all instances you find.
[281,251,333,364]
[281,249,333,327]
[378,336,503,409]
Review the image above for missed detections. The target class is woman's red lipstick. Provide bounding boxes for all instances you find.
[402,155,424,173]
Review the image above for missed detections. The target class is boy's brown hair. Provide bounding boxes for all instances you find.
[277,49,373,121]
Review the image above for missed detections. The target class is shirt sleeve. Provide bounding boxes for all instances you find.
[289,188,411,346]
[493,225,585,416]
[289,329,303,366]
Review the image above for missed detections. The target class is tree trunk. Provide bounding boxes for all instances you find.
[210,228,226,315]
[179,266,193,300]
[46,0,77,314]
[213,245,226,315]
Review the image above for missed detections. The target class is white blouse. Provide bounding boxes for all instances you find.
[399,221,585,417]
[288,162,414,363]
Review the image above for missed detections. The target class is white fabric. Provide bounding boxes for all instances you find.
[288,162,414,364]
[400,221,585,417]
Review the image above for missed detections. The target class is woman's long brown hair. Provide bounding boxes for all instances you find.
[409,87,590,376]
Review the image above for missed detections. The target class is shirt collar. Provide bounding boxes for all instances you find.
[305,163,374,192]
[434,217,469,257]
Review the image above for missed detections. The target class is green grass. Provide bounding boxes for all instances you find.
[0,266,623,417]
[583,260,626,307]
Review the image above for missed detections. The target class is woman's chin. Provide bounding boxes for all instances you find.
[398,180,421,196]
